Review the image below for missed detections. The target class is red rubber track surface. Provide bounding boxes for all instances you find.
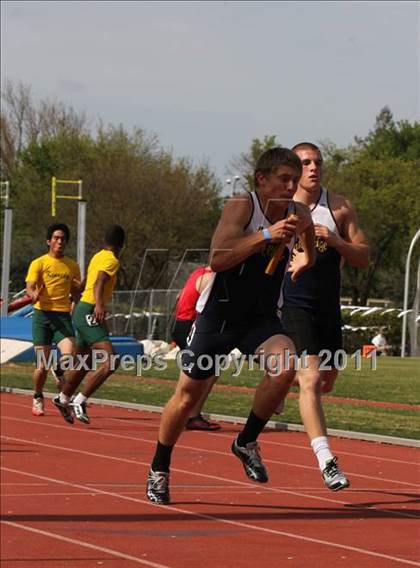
[1,392,419,568]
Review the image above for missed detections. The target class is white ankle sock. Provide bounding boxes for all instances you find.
[59,393,70,404]
[73,393,87,405]
[311,436,334,471]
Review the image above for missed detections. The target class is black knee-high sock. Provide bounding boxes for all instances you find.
[237,411,268,447]
[151,441,174,473]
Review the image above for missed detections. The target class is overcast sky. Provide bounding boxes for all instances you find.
[2,1,418,184]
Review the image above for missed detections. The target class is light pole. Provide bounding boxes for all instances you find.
[1,181,12,316]
[232,175,241,195]
[225,175,241,197]
[401,228,420,357]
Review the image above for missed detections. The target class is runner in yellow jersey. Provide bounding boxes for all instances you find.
[53,225,125,424]
[25,223,81,417]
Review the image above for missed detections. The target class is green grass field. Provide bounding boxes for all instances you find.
[1,357,419,440]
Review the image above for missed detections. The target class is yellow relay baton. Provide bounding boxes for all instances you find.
[265,214,298,276]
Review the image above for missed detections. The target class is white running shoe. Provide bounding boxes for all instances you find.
[322,457,350,491]
[32,398,44,416]
[70,400,90,424]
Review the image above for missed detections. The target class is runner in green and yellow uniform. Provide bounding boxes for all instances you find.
[26,223,81,417]
[53,225,125,425]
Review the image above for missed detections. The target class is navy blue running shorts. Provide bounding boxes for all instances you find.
[281,306,343,360]
[181,314,292,380]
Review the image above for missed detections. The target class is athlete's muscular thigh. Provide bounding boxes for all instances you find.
[174,372,214,409]
[256,333,297,381]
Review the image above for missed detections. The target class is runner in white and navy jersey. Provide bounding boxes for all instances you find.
[282,142,370,491]
[282,185,343,354]
[146,147,316,505]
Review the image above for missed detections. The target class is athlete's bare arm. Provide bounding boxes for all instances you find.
[315,194,369,268]
[93,271,110,324]
[195,271,213,294]
[210,194,299,272]
[70,278,83,303]
[26,281,44,303]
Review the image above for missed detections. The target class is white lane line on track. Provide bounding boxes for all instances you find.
[1,520,172,568]
[3,398,418,465]
[2,414,419,490]
[1,483,48,486]
[2,466,420,567]
[2,434,419,521]
[5,482,402,491]
[207,429,420,466]
[3,491,262,497]
[3,488,418,501]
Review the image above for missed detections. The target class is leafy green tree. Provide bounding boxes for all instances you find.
[7,132,96,288]
[228,135,278,191]
[322,108,420,304]
[326,156,419,304]
[233,108,419,306]
[3,114,222,292]
[1,80,89,178]
[82,125,221,289]
[355,106,420,160]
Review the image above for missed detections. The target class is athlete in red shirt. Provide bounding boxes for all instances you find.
[171,266,220,431]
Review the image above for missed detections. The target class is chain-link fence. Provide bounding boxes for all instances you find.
[108,289,180,341]
[104,257,209,341]
[108,289,417,356]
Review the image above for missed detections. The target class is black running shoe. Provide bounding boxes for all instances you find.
[146,469,170,504]
[231,437,268,483]
[70,401,90,424]
[52,396,74,424]
[322,457,350,491]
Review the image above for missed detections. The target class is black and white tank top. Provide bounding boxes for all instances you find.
[282,187,341,313]
[197,191,296,323]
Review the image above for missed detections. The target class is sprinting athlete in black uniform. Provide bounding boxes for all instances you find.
[146,147,316,504]
[281,142,369,491]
